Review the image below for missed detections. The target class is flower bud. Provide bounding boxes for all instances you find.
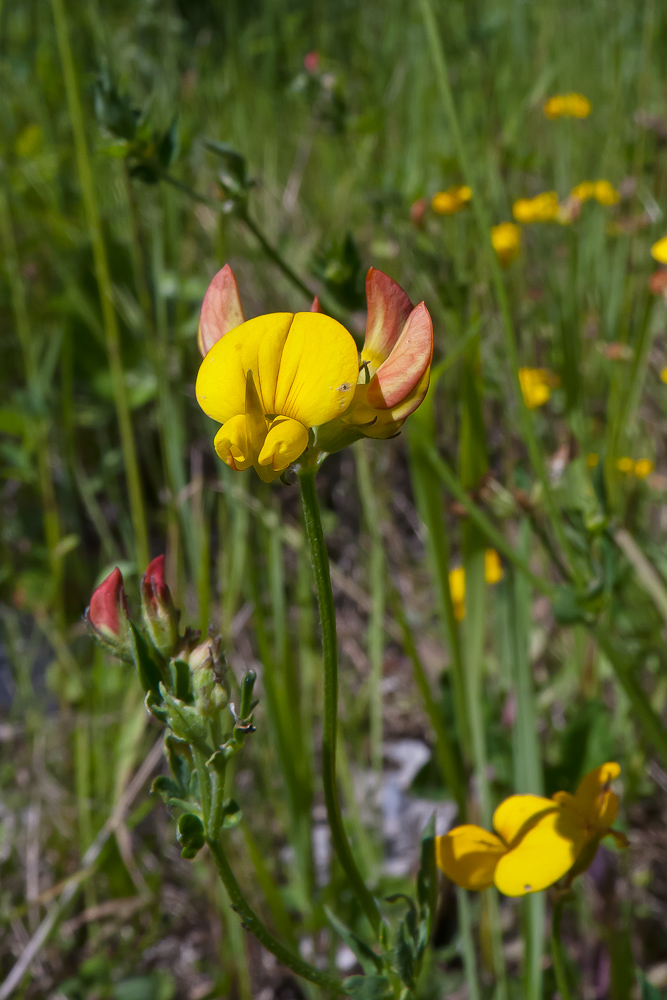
[190,637,230,718]
[85,567,132,659]
[140,555,180,658]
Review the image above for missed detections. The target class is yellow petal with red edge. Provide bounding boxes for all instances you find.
[214,415,252,471]
[494,807,587,896]
[492,794,560,844]
[366,302,433,410]
[196,313,293,423]
[435,826,506,891]
[273,313,359,427]
[198,265,246,358]
[258,416,309,471]
[361,268,413,375]
[572,762,620,830]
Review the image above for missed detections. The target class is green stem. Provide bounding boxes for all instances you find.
[550,899,571,1000]
[193,748,212,831]
[298,470,382,936]
[207,837,347,995]
[457,888,481,1000]
[50,0,149,569]
[418,0,581,585]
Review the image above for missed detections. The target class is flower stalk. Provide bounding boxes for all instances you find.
[298,470,382,936]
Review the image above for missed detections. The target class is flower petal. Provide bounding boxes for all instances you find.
[274,313,359,427]
[572,762,620,830]
[366,302,433,410]
[494,807,586,896]
[361,268,413,374]
[492,794,560,845]
[435,826,506,891]
[198,265,246,358]
[196,313,293,423]
[214,414,253,471]
[258,416,309,471]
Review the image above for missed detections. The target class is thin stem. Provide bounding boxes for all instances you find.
[418,0,581,585]
[550,899,571,1000]
[298,470,382,936]
[207,837,347,995]
[457,888,481,1000]
[50,0,149,569]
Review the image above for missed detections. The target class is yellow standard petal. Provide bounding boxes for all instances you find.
[494,805,586,896]
[435,826,506,891]
[258,416,309,472]
[492,794,560,844]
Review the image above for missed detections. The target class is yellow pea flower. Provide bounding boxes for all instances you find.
[651,237,667,265]
[196,267,359,482]
[490,222,521,268]
[634,458,654,479]
[571,180,620,206]
[512,192,560,224]
[519,367,559,409]
[432,185,472,215]
[436,763,627,897]
[448,550,503,621]
[616,456,635,474]
[543,93,592,119]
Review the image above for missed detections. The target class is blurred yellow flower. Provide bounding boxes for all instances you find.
[586,453,599,469]
[634,459,654,479]
[519,367,559,409]
[660,366,667,384]
[543,93,592,119]
[616,456,635,474]
[651,237,667,265]
[512,192,560,223]
[432,185,472,215]
[449,550,503,621]
[436,762,627,897]
[570,180,620,206]
[490,222,521,267]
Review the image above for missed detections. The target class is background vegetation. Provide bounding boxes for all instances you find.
[2,0,667,997]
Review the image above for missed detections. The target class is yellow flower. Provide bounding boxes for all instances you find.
[331,268,433,442]
[436,763,627,897]
[519,367,559,409]
[616,456,635,474]
[651,237,667,265]
[660,366,667,384]
[448,550,503,621]
[512,192,560,224]
[634,458,654,479]
[432,185,472,215]
[570,180,620,205]
[490,222,521,268]
[196,267,359,482]
[543,93,592,119]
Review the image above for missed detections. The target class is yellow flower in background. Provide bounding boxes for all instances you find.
[570,180,620,206]
[543,93,592,119]
[196,268,359,482]
[519,367,559,409]
[449,550,504,621]
[490,222,521,267]
[616,457,654,478]
[432,185,472,215]
[587,453,599,469]
[651,237,667,265]
[512,192,560,223]
[436,763,627,897]
[661,367,667,384]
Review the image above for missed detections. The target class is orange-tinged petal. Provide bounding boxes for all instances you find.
[435,826,506,891]
[258,416,309,471]
[361,268,413,375]
[196,313,293,423]
[492,794,560,845]
[572,762,620,830]
[198,265,246,358]
[214,414,252,471]
[274,313,359,427]
[366,302,433,410]
[494,806,586,896]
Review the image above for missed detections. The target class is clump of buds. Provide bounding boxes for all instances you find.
[188,636,230,718]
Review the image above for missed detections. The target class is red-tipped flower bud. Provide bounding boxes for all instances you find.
[140,555,180,658]
[85,567,131,657]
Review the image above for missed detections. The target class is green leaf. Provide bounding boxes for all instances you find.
[324,907,384,975]
[151,776,182,804]
[395,919,416,988]
[342,976,393,1000]
[417,815,437,921]
[130,623,164,696]
[177,813,205,860]
[165,735,192,790]
[161,687,210,751]
[170,659,192,703]
[221,799,243,830]
[145,691,168,722]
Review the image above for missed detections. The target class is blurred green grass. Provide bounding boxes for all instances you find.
[2,0,667,997]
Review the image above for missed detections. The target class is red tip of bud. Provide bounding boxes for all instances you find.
[140,554,179,656]
[88,567,128,637]
[143,555,170,608]
[310,295,323,313]
[304,50,319,73]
